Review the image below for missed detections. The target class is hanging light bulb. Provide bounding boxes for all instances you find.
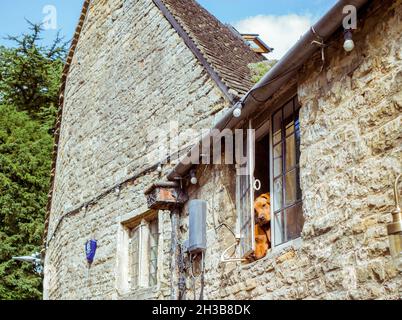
[387,174,402,271]
[343,29,355,52]
[190,169,198,185]
[233,107,242,118]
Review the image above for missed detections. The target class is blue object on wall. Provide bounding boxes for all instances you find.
[85,239,97,264]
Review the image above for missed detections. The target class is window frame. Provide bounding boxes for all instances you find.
[148,217,159,287]
[236,94,303,259]
[129,224,141,288]
[116,207,160,295]
[269,96,303,249]
[236,120,256,258]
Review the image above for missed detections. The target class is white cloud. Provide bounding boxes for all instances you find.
[234,14,313,60]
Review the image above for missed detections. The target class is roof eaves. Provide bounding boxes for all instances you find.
[166,0,370,181]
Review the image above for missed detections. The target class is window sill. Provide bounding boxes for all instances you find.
[119,285,161,300]
[271,237,302,255]
[241,237,302,268]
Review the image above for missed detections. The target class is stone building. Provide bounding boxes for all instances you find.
[44,0,402,300]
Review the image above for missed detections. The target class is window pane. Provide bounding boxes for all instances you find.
[285,134,296,170]
[273,110,282,139]
[286,121,294,136]
[273,131,281,145]
[130,228,139,287]
[285,203,304,241]
[149,219,158,287]
[240,187,253,256]
[150,246,158,257]
[285,169,298,206]
[273,143,282,177]
[274,212,285,246]
[283,100,294,122]
[149,275,157,287]
[273,177,283,212]
[296,167,302,201]
[150,261,157,274]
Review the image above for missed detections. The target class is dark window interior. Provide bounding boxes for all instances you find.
[254,134,270,198]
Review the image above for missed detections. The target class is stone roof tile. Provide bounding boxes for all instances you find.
[160,0,264,98]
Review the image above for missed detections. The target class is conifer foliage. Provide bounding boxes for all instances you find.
[0,22,67,300]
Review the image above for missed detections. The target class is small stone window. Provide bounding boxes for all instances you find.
[128,217,159,288]
[116,208,160,295]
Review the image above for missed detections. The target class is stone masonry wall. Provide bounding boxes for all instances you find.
[45,0,401,300]
[178,0,401,300]
[44,0,229,299]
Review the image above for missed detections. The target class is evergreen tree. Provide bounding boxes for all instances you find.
[0,22,67,300]
[0,22,67,125]
[0,105,52,299]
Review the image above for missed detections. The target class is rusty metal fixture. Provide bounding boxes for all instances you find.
[144,181,188,210]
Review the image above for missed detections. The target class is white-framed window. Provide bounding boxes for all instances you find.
[236,95,304,260]
[129,217,159,288]
[116,208,160,295]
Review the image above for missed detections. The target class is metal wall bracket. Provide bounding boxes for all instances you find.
[220,239,247,264]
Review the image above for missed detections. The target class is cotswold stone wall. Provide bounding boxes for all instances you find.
[44,0,229,300]
[46,0,401,301]
[178,1,401,300]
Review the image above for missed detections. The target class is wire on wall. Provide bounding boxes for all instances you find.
[188,251,205,300]
[45,143,195,249]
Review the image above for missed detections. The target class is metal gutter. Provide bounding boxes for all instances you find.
[167,0,369,181]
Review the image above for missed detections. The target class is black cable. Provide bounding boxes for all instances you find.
[199,251,205,300]
[45,142,195,248]
[45,161,160,247]
[178,244,187,300]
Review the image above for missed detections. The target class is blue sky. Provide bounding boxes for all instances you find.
[0,0,337,59]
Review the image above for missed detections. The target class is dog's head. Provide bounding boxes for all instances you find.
[254,193,271,226]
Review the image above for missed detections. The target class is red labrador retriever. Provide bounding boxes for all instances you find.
[252,193,271,260]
